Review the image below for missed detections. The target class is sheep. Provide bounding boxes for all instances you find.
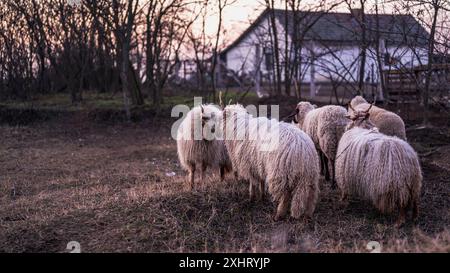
[335,104,422,227]
[349,96,406,140]
[176,104,232,190]
[290,102,348,186]
[219,104,320,221]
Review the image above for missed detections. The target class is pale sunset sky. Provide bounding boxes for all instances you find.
[200,0,398,46]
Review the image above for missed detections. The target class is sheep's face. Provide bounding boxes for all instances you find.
[345,105,375,131]
[200,105,219,140]
[293,102,316,127]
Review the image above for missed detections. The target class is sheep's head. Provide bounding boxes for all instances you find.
[349,96,368,112]
[345,103,375,130]
[200,105,219,140]
[289,101,316,127]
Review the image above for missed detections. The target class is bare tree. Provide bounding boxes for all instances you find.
[265,0,282,95]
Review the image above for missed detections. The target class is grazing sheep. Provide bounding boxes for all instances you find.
[291,102,348,185]
[335,104,422,226]
[349,96,406,140]
[176,105,232,190]
[220,104,320,221]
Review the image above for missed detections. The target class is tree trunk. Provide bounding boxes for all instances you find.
[358,1,366,96]
[422,4,439,126]
[269,5,282,96]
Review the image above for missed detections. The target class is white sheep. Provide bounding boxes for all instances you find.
[335,104,422,226]
[176,105,232,190]
[349,96,406,140]
[220,104,320,221]
[291,102,348,186]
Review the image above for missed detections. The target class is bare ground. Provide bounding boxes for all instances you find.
[0,111,449,253]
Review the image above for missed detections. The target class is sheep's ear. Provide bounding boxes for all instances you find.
[228,99,232,105]
[312,104,318,109]
[200,105,204,114]
[345,114,352,119]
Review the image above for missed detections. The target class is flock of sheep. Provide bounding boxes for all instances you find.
[176,96,422,227]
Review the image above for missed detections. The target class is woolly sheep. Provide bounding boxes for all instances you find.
[335,105,422,226]
[220,104,320,221]
[291,102,348,186]
[349,96,406,140]
[176,105,232,190]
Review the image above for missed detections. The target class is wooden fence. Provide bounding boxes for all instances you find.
[383,64,450,103]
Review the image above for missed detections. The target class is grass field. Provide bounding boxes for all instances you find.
[0,94,449,252]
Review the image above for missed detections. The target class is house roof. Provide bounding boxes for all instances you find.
[221,8,429,56]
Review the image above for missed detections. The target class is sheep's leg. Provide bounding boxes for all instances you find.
[412,199,419,222]
[323,155,330,182]
[188,166,195,191]
[200,163,206,182]
[257,179,265,201]
[248,180,256,202]
[273,191,291,221]
[338,190,349,209]
[319,150,325,176]
[330,159,337,189]
[396,207,406,228]
[304,185,317,220]
[219,165,225,182]
[339,191,346,202]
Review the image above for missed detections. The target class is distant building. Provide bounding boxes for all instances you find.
[219,8,429,98]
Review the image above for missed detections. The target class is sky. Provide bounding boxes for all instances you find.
[200,0,398,46]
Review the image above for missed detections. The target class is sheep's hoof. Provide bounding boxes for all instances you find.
[272,214,285,222]
[303,216,312,224]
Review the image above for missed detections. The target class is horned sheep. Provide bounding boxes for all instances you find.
[290,102,348,186]
[335,104,422,226]
[176,105,232,190]
[220,104,320,221]
[349,96,406,140]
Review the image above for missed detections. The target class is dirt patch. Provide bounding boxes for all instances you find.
[0,113,449,252]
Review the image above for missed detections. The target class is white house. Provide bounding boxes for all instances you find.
[219,8,429,98]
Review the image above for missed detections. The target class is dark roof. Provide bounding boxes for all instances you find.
[221,8,429,55]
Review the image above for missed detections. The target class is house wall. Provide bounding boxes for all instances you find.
[224,15,428,88]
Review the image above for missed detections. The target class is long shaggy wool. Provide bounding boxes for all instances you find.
[335,127,422,213]
[317,105,348,161]
[296,103,349,162]
[295,102,348,182]
[222,105,320,219]
[350,96,406,140]
[177,105,231,174]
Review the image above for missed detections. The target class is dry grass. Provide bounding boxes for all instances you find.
[0,112,449,253]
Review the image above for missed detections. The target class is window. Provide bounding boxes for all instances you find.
[263,47,273,70]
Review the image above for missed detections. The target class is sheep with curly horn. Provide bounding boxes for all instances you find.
[176,104,232,190]
[291,102,349,186]
[336,103,422,227]
[348,96,406,140]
